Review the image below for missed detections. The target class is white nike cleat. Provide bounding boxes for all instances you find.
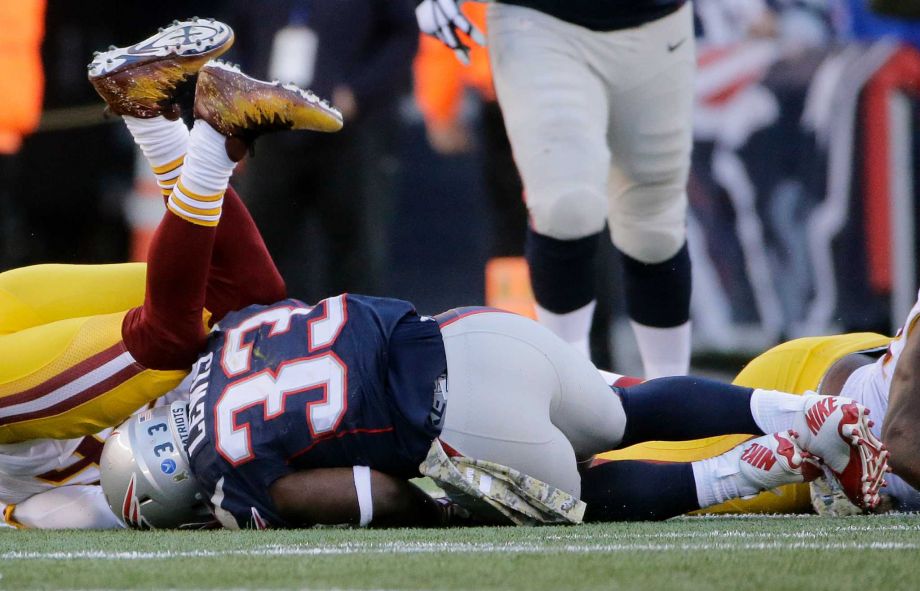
[794,394,890,510]
[738,430,821,492]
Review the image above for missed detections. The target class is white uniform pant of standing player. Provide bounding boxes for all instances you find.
[438,311,626,497]
[488,2,695,377]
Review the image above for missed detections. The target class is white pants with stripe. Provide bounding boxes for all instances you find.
[487,2,695,263]
[438,311,627,498]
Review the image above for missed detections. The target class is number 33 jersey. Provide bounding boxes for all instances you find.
[186,295,448,529]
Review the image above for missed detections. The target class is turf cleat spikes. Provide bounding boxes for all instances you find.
[88,18,234,119]
[795,394,889,510]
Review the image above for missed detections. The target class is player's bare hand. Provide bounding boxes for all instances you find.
[416,0,487,65]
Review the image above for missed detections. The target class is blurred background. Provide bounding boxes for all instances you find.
[3,0,920,376]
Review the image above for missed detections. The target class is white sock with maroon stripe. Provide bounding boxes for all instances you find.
[123,116,189,198]
[166,120,235,227]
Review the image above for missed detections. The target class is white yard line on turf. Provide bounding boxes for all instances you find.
[540,523,920,541]
[46,588,406,591]
[3,541,919,560]
[680,514,920,522]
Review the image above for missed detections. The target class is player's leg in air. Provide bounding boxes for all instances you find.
[0,20,226,444]
[0,18,332,444]
[1,18,342,528]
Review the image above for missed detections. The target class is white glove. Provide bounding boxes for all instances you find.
[415,0,487,65]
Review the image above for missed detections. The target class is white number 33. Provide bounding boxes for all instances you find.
[215,296,348,465]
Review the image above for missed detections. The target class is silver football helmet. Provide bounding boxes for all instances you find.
[100,401,214,529]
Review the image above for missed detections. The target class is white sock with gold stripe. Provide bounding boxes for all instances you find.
[123,116,189,198]
[167,120,235,227]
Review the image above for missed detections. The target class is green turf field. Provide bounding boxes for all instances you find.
[2,514,919,591]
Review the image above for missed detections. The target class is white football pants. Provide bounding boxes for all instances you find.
[488,2,695,263]
[438,311,627,498]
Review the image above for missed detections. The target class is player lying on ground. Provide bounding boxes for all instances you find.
[5,280,903,527]
[603,295,920,515]
[9,303,909,529]
[87,20,887,530]
[104,298,889,529]
[0,19,343,528]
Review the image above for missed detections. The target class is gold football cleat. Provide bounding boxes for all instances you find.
[194,60,344,140]
[88,18,235,118]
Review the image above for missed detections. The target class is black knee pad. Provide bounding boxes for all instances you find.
[525,228,600,313]
[619,243,691,327]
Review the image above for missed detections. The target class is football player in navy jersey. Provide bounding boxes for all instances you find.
[104,292,890,529]
[96,20,888,530]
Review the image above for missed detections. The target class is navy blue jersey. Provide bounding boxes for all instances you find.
[500,0,686,31]
[185,295,447,528]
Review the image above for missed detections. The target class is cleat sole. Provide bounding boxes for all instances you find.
[833,403,889,509]
[88,19,234,79]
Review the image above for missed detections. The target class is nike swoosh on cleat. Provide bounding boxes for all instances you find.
[667,38,687,52]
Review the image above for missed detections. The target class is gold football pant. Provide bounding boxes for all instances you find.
[0,264,186,443]
[598,332,891,514]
